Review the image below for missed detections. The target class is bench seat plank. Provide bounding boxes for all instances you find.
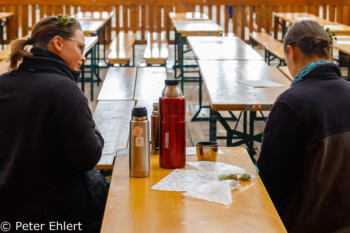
[265,45,285,60]
[107,31,136,65]
[249,32,282,47]
[143,32,168,65]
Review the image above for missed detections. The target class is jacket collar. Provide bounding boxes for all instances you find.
[292,63,342,86]
[18,47,81,82]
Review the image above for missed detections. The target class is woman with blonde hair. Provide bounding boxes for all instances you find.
[0,15,104,232]
[257,21,350,232]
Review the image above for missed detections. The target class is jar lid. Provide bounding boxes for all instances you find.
[132,106,147,117]
[165,79,179,85]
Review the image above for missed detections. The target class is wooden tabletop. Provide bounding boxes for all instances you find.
[0,12,14,19]
[0,61,8,75]
[170,13,223,37]
[101,147,287,233]
[187,36,263,60]
[172,21,223,37]
[274,12,350,35]
[134,67,166,101]
[273,12,318,22]
[83,36,98,56]
[80,19,106,35]
[198,60,290,111]
[93,100,135,156]
[332,36,350,54]
[169,12,209,21]
[97,67,137,101]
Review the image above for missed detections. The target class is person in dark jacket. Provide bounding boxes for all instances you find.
[257,21,350,233]
[0,15,104,232]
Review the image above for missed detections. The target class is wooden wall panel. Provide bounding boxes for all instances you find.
[123,5,128,31]
[337,5,343,23]
[141,5,146,39]
[224,6,229,35]
[22,5,29,37]
[2,0,350,45]
[329,5,335,21]
[240,6,246,39]
[31,5,36,28]
[249,6,253,33]
[256,5,262,32]
[216,5,220,24]
[164,6,171,39]
[233,6,238,35]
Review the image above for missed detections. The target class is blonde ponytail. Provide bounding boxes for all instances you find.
[8,39,33,71]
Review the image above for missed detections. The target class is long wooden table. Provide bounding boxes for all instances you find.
[198,60,290,158]
[187,36,264,122]
[274,12,350,40]
[170,12,223,91]
[100,147,287,233]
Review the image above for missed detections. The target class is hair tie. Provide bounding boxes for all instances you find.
[25,37,34,45]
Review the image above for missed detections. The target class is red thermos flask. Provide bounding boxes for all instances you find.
[159,79,186,168]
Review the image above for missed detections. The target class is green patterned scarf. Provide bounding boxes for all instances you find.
[291,60,330,87]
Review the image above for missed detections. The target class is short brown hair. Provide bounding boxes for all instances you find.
[283,21,330,59]
[9,15,82,71]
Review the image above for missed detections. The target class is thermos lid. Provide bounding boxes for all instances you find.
[165,79,179,85]
[153,102,159,111]
[132,106,147,117]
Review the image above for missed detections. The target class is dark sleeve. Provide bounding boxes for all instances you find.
[256,101,305,214]
[60,96,104,171]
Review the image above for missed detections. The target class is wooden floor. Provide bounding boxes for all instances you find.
[82,44,269,161]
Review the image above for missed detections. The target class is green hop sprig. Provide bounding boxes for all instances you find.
[57,14,77,26]
[325,27,337,45]
[218,173,252,181]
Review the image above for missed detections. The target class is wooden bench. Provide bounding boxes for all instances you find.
[97,67,137,101]
[107,31,137,66]
[278,66,293,81]
[265,45,285,66]
[249,32,285,66]
[143,32,168,66]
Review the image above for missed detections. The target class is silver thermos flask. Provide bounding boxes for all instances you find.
[129,106,150,178]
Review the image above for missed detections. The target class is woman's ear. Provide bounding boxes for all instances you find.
[50,36,63,53]
[286,45,295,62]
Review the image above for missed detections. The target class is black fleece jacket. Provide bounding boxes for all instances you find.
[257,63,350,233]
[0,48,104,231]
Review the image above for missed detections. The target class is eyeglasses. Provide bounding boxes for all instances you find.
[61,37,85,55]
